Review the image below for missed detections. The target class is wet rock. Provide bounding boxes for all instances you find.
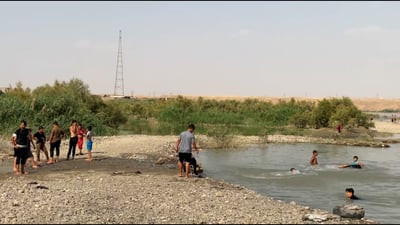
[155,158,166,164]
[333,204,365,219]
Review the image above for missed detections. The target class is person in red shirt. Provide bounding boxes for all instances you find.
[77,123,86,156]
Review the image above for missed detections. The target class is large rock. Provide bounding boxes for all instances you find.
[333,204,365,219]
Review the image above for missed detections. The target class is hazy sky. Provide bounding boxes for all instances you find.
[1,1,400,98]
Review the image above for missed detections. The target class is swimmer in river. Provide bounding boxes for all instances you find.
[338,155,364,169]
[290,168,300,174]
[345,188,360,200]
[309,150,318,166]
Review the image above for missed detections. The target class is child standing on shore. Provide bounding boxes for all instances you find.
[77,123,86,156]
[33,126,50,164]
[85,126,93,161]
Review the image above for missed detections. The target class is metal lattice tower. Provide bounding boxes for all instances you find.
[114,30,125,96]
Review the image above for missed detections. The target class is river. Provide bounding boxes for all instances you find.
[197,143,400,224]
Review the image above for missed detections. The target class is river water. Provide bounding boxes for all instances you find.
[197,143,400,224]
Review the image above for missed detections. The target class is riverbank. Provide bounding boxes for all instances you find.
[1,119,397,224]
[0,134,380,224]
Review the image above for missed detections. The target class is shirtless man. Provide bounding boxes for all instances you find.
[309,150,318,166]
[67,120,78,160]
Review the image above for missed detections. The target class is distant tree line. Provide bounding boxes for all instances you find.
[0,78,374,137]
[0,79,127,136]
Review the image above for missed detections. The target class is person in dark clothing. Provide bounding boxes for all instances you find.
[33,126,50,164]
[11,120,30,175]
[345,188,360,200]
[49,121,65,163]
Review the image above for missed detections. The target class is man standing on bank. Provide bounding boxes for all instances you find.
[11,120,30,175]
[175,124,201,179]
[67,120,78,160]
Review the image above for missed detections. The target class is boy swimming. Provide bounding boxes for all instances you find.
[339,155,364,169]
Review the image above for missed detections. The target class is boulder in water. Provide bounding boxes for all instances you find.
[333,204,365,219]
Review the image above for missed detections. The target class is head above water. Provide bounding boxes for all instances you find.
[345,188,355,198]
[353,155,359,161]
[345,188,354,194]
[290,168,300,174]
[313,150,318,155]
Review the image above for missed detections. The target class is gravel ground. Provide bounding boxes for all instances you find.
[0,135,378,224]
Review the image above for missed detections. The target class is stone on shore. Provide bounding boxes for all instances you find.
[333,204,365,219]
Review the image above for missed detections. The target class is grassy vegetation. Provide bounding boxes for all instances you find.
[116,94,374,138]
[0,79,126,137]
[0,79,374,141]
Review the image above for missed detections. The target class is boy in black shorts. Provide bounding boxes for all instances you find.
[175,124,201,178]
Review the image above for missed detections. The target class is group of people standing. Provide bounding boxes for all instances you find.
[11,119,93,175]
[66,119,92,161]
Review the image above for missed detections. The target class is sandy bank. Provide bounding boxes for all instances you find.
[0,132,380,224]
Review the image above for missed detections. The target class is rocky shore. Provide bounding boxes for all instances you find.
[0,134,380,224]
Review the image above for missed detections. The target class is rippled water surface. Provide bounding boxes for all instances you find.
[198,143,400,224]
